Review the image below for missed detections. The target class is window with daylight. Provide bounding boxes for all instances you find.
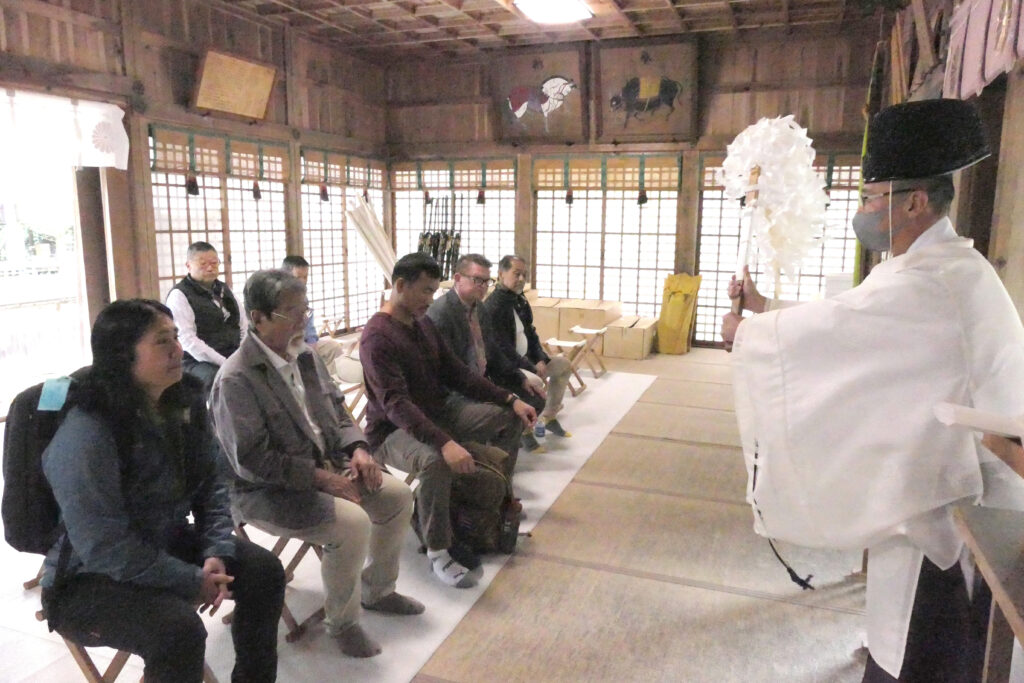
[533,156,679,317]
[391,160,516,271]
[692,154,863,344]
[300,152,386,332]
[149,129,288,302]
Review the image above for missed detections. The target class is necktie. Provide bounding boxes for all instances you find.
[468,307,487,375]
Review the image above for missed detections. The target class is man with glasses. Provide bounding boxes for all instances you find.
[210,269,422,659]
[427,254,494,379]
[722,100,1024,682]
[165,242,242,395]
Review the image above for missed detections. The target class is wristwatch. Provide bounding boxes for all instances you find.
[505,392,520,406]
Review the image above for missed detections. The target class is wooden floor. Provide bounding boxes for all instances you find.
[415,349,868,683]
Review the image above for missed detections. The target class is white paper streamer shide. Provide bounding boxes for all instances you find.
[717,115,828,288]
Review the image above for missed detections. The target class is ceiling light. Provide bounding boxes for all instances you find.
[514,0,593,24]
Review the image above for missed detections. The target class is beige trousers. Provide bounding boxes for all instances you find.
[249,473,412,635]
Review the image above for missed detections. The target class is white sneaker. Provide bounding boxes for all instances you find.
[427,549,477,588]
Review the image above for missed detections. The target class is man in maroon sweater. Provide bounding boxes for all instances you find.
[360,253,536,588]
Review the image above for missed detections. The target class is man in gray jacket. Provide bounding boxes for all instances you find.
[210,269,421,659]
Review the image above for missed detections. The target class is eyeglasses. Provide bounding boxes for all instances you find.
[860,188,918,207]
[272,306,314,324]
[461,274,494,287]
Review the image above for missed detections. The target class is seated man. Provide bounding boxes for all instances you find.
[425,253,494,376]
[481,254,572,448]
[360,253,536,588]
[165,241,242,394]
[280,255,356,382]
[210,269,421,659]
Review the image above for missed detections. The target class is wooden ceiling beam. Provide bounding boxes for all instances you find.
[430,0,512,46]
[722,0,738,32]
[604,0,643,35]
[319,0,479,54]
[661,0,688,30]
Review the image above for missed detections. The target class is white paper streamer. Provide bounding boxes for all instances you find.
[718,115,828,286]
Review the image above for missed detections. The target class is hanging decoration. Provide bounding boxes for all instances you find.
[718,115,828,294]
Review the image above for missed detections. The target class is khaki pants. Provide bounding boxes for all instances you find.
[375,394,522,551]
[247,473,411,636]
[521,355,571,418]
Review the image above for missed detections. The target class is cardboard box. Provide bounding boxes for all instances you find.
[603,316,658,360]
[530,298,562,343]
[602,316,639,359]
[556,299,622,355]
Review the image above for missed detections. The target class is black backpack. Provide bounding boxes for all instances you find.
[2,369,89,555]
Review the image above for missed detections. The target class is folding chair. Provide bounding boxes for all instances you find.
[223,524,326,643]
[339,381,367,425]
[542,338,588,396]
[32,609,219,682]
[544,325,609,397]
[567,325,608,379]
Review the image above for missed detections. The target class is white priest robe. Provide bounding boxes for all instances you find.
[732,218,1024,677]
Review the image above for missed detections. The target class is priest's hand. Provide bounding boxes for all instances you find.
[721,312,743,352]
[982,434,1024,479]
[728,266,767,314]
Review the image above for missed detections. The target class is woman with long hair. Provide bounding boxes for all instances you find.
[40,299,285,682]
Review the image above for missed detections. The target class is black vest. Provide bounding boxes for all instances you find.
[171,275,241,362]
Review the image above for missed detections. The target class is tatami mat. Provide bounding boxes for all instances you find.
[418,555,865,683]
[614,403,742,447]
[575,435,748,505]
[525,482,864,611]
[639,378,736,411]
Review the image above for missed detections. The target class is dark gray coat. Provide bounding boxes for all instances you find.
[210,333,368,530]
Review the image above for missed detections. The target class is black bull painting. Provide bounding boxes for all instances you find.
[609,77,684,129]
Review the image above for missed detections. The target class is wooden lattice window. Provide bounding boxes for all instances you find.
[533,156,679,316]
[300,152,386,332]
[391,159,516,267]
[149,129,288,302]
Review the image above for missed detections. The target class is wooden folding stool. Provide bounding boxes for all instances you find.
[223,525,326,643]
[568,325,608,379]
[33,610,218,682]
[542,338,589,397]
[339,381,368,425]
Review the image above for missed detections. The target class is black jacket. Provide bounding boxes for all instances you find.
[479,285,550,388]
[425,289,475,367]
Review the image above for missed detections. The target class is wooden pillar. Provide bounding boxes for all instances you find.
[100,166,143,300]
[75,168,110,323]
[988,68,1024,319]
[514,152,534,273]
[284,27,304,257]
[116,0,157,299]
[675,150,700,275]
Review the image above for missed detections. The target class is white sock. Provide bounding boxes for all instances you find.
[427,549,476,588]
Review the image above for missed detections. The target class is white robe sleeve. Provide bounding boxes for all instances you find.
[730,242,1024,549]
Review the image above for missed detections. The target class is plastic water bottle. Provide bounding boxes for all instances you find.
[534,421,545,438]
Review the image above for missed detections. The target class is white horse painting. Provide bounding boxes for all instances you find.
[506,76,577,133]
